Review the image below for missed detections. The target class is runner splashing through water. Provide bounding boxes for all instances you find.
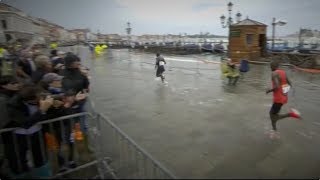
[266,60,301,139]
[155,53,167,83]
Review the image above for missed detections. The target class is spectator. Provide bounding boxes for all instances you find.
[0,75,21,128]
[52,51,66,74]
[0,44,9,58]
[0,75,21,178]
[0,46,17,77]
[61,53,89,93]
[50,49,58,60]
[39,73,64,94]
[3,85,53,178]
[57,51,66,60]
[16,50,36,83]
[50,42,58,50]
[32,49,43,60]
[61,53,89,148]
[32,55,52,84]
[39,73,79,171]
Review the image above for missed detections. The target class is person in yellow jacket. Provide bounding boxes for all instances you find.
[0,46,13,76]
[0,46,5,58]
[50,42,58,50]
[220,58,240,85]
[101,44,108,55]
[101,44,108,49]
[94,44,102,56]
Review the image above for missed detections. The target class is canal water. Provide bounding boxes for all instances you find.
[66,46,320,178]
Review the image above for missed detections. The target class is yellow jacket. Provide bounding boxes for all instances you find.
[0,48,4,57]
[220,62,240,78]
[95,45,102,55]
[50,43,58,49]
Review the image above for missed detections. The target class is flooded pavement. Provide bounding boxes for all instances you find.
[76,47,320,178]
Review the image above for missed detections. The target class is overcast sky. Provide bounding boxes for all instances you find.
[3,0,320,36]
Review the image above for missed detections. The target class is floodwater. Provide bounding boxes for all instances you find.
[72,46,320,178]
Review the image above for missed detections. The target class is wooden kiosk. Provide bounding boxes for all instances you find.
[228,18,267,63]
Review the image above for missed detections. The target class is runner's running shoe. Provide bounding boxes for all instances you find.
[289,108,301,119]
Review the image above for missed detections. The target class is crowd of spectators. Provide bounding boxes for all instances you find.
[0,44,91,179]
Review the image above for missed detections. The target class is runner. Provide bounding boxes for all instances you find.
[266,60,301,139]
[88,43,95,58]
[155,53,167,83]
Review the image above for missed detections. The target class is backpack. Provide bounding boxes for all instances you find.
[239,59,249,72]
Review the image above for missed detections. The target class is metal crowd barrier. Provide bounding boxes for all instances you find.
[0,111,177,179]
[0,112,115,179]
[95,113,177,179]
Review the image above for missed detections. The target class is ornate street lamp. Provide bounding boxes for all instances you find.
[228,2,233,11]
[220,15,226,27]
[220,2,242,28]
[271,17,287,50]
[236,12,242,23]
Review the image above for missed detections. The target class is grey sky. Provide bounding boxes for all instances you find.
[3,0,320,36]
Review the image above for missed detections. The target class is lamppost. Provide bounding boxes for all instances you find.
[183,33,187,45]
[126,22,132,47]
[220,2,242,28]
[76,32,81,56]
[271,17,287,50]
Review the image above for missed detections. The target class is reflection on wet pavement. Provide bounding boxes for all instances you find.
[75,47,320,178]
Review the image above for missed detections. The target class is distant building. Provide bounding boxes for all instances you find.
[87,32,98,41]
[58,28,69,41]
[0,3,85,45]
[69,29,90,42]
[37,18,68,43]
[0,3,43,44]
[300,29,314,37]
[66,29,77,41]
[105,34,122,44]
[0,3,22,12]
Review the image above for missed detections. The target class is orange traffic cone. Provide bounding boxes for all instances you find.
[45,132,59,152]
[74,123,84,141]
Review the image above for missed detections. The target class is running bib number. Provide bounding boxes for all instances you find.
[159,61,165,66]
[282,84,290,95]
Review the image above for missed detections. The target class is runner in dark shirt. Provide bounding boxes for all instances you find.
[155,53,167,83]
